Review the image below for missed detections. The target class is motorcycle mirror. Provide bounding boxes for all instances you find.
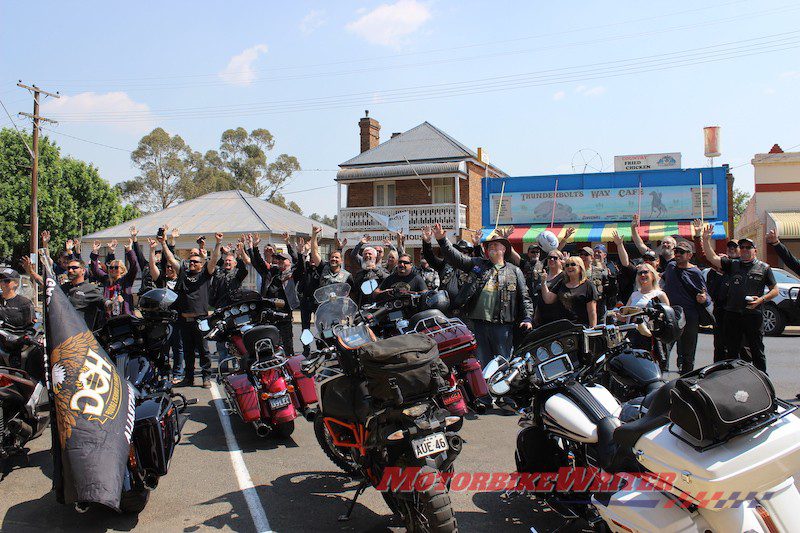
[197,319,210,332]
[637,321,652,337]
[361,279,378,295]
[300,329,315,346]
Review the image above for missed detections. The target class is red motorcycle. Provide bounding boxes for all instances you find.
[203,292,318,438]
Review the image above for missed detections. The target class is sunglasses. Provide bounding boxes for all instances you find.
[108,265,121,270]
[188,259,203,264]
[67,265,81,271]
[674,249,689,255]
[579,253,591,257]
[637,270,651,276]
[0,279,13,284]
[739,245,754,250]
[565,262,579,267]
[398,260,412,265]
[547,256,560,260]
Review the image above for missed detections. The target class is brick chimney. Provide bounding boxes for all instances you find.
[359,110,380,153]
[769,144,784,154]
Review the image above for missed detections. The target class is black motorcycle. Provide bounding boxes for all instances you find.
[94,289,196,513]
[0,320,49,468]
[301,282,462,532]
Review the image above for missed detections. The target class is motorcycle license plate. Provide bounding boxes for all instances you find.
[269,395,291,410]
[411,432,448,459]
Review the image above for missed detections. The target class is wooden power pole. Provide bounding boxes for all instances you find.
[16,82,59,261]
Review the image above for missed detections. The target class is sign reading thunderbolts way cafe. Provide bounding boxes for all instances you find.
[490,183,717,225]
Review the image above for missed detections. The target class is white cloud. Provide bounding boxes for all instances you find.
[574,85,587,94]
[583,86,606,97]
[42,91,154,134]
[218,44,268,86]
[779,71,800,79]
[300,9,326,34]
[553,91,566,101]
[764,87,776,95]
[346,0,431,47]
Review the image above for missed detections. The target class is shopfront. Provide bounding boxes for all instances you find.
[481,166,732,252]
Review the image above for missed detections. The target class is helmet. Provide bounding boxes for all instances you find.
[139,288,178,312]
[648,302,685,345]
[423,290,450,313]
[536,230,559,252]
[454,239,474,253]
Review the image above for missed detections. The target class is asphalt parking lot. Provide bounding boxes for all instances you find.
[2,329,799,533]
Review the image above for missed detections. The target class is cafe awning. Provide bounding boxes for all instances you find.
[481,220,728,245]
[768,212,800,239]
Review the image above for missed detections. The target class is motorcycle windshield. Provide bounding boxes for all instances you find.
[313,283,351,304]
[315,296,359,334]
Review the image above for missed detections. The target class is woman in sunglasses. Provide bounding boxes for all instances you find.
[541,255,599,327]
[626,263,669,308]
[90,238,140,317]
[534,250,566,325]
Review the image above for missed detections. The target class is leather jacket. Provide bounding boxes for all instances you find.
[436,237,533,324]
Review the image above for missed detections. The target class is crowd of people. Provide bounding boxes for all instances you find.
[3,216,799,389]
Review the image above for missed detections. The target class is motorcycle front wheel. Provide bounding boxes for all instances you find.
[313,416,359,475]
[393,466,457,533]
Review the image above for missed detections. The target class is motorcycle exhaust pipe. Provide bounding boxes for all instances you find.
[304,408,317,422]
[143,474,159,490]
[253,422,271,438]
[7,419,33,441]
[447,434,463,455]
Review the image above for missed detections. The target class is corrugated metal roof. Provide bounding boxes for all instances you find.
[768,212,800,238]
[336,161,467,181]
[340,122,477,167]
[84,190,336,239]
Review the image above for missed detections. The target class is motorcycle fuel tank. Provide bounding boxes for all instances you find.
[543,385,621,443]
[608,349,662,388]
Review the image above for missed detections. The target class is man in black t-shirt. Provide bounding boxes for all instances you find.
[0,268,35,330]
[163,231,222,388]
[701,228,778,373]
[376,254,427,293]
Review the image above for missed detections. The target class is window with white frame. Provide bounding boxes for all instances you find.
[374,181,396,206]
[431,177,454,204]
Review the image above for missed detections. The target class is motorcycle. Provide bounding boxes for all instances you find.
[203,290,317,438]
[301,281,463,531]
[494,314,800,532]
[0,320,49,467]
[94,289,196,513]
[484,303,679,409]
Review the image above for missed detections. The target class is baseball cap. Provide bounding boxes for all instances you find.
[0,267,21,280]
[642,250,658,261]
[738,238,756,248]
[726,240,739,248]
[674,239,694,253]
[593,244,607,253]
[272,251,289,260]
[579,246,593,256]
[527,244,541,252]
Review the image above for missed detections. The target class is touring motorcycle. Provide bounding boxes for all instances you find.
[95,289,196,513]
[490,309,800,532]
[301,281,463,531]
[203,290,317,438]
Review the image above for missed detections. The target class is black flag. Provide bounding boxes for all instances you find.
[42,254,135,511]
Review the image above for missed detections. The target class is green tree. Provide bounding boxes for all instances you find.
[309,213,337,227]
[119,127,194,212]
[732,187,751,225]
[0,128,136,262]
[219,127,300,198]
[268,192,303,214]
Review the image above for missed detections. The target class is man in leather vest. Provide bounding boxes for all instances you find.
[421,231,473,311]
[701,228,778,373]
[431,223,533,368]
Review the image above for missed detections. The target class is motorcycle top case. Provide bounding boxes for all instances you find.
[669,360,776,442]
[412,312,477,365]
[133,395,179,477]
[358,333,448,404]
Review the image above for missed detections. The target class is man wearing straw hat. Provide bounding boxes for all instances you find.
[431,223,533,368]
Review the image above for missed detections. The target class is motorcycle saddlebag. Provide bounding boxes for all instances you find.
[133,395,178,477]
[225,373,261,422]
[358,333,447,404]
[669,360,776,442]
[321,375,371,422]
[286,355,318,408]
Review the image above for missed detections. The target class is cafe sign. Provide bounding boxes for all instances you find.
[490,183,716,224]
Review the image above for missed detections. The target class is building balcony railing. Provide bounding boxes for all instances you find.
[339,203,467,232]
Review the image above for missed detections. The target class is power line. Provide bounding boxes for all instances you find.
[40,127,133,152]
[43,31,800,124]
[283,184,337,195]
[0,97,34,157]
[730,142,800,169]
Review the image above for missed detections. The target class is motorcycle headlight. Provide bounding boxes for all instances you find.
[402,404,429,417]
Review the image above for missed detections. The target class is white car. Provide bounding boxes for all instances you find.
[702,267,800,336]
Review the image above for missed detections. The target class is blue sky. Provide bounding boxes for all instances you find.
[2,0,799,218]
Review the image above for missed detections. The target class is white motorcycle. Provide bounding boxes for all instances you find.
[488,314,800,532]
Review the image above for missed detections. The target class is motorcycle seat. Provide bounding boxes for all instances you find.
[612,380,675,449]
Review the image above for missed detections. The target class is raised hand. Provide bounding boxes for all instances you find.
[73,238,82,252]
[130,225,138,239]
[470,230,482,247]
[360,235,369,245]
[631,214,640,229]
[421,226,433,243]
[20,255,33,275]
[156,228,166,244]
[611,230,623,245]
[147,237,157,247]
[702,223,714,240]
[282,231,290,243]
[92,240,102,253]
[40,230,51,246]
[108,239,118,249]
[563,227,576,240]
[432,223,446,240]
[215,232,224,244]
[124,238,133,252]
[171,227,180,239]
[65,239,74,251]
[691,218,703,237]
[334,232,346,250]
[766,229,779,245]
[253,233,262,247]
[311,225,322,237]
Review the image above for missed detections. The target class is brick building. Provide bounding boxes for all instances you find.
[336,112,506,264]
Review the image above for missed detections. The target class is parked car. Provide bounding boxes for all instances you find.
[702,267,800,336]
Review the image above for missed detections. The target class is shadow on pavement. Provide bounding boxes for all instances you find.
[2,491,140,532]
[184,403,300,453]
[469,491,583,532]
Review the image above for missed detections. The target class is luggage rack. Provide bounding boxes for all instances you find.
[668,398,797,452]
[412,316,477,357]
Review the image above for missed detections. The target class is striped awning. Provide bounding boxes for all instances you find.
[481,220,728,245]
[768,212,800,239]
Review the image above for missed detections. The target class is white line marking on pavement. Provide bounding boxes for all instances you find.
[209,381,274,533]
